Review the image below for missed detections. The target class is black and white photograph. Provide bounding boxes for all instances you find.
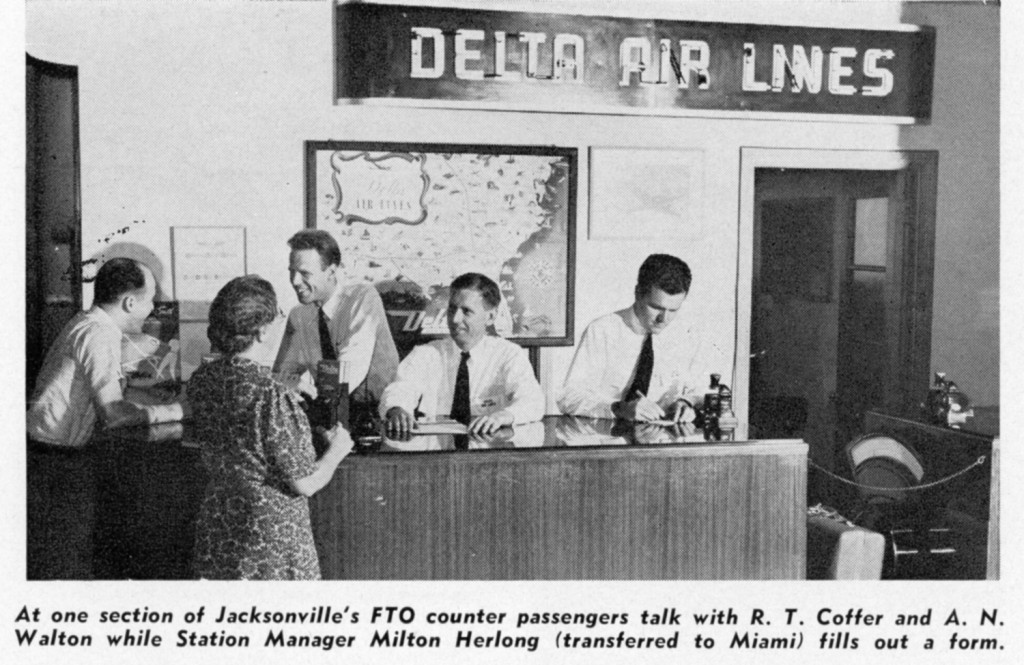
[2,0,1015,662]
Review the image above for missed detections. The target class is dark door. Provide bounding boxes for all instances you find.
[749,159,936,479]
[26,54,83,396]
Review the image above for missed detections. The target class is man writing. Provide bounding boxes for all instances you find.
[381,273,544,437]
[27,257,185,578]
[273,230,400,423]
[558,253,722,422]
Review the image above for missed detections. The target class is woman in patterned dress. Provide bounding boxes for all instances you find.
[188,275,352,579]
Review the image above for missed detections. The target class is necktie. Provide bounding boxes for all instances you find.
[450,352,471,425]
[318,308,337,361]
[625,333,654,400]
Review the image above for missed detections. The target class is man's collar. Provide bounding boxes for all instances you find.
[450,334,488,355]
[92,304,125,331]
[622,305,648,336]
[318,281,344,319]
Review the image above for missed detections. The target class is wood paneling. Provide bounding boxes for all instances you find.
[90,420,806,580]
[312,440,807,580]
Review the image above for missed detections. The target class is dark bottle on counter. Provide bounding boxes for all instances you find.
[717,380,737,441]
[923,372,949,426]
[702,374,722,441]
[315,359,349,431]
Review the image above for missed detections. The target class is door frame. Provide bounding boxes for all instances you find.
[737,147,937,441]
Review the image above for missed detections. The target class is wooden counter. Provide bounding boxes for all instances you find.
[312,418,807,580]
[90,418,807,580]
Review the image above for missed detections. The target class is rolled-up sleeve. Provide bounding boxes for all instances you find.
[78,323,125,409]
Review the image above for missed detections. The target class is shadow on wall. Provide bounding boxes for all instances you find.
[85,242,169,301]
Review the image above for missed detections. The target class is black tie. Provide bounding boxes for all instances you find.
[625,334,653,399]
[450,352,471,425]
[318,308,337,361]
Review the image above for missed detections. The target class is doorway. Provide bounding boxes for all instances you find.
[738,150,937,489]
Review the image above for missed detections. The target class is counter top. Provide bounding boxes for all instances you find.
[98,415,804,457]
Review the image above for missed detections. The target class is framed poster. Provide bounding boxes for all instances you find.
[589,147,704,240]
[306,141,577,347]
[170,226,247,321]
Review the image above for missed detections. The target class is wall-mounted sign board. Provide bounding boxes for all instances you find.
[335,3,934,122]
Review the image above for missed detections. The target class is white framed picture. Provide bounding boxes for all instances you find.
[170,226,247,321]
[589,147,704,240]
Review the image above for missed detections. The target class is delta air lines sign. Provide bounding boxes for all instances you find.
[335,3,934,121]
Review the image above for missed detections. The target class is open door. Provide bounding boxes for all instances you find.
[740,150,936,485]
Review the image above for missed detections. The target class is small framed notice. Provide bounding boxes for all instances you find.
[589,147,704,240]
[171,226,247,321]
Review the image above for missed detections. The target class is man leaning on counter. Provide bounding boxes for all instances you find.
[558,253,720,423]
[26,257,186,579]
[273,229,400,415]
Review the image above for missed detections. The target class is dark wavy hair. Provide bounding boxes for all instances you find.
[287,229,341,268]
[207,275,278,355]
[450,272,501,309]
[635,254,691,297]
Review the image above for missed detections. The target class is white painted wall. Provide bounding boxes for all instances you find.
[26,0,999,412]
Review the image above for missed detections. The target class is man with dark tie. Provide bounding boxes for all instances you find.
[273,230,400,421]
[558,254,719,422]
[380,273,544,437]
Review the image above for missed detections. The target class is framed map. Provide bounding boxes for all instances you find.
[305,141,577,347]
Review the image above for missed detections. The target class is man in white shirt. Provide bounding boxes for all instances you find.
[273,230,400,419]
[27,257,185,578]
[381,273,544,436]
[558,254,722,422]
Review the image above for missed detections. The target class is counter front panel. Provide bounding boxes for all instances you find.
[313,418,807,580]
[93,417,807,580]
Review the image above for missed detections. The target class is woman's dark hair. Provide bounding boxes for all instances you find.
[207,275,278,355]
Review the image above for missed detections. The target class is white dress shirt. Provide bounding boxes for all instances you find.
[27,307,178,447]
[379,336,544,425]
[557,307,725,419]
[274,282,399,399]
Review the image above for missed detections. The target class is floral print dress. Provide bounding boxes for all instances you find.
[188,357,320,579]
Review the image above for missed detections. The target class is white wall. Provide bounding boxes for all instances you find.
[26,0,999,410]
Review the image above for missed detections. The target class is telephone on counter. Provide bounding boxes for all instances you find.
[921,372,973,429]
[696,373,737,441]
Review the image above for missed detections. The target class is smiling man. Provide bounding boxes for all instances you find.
[273,230,399,413]
[558,254,718,422]
[27,257,185,578]
[380,272,544,436]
